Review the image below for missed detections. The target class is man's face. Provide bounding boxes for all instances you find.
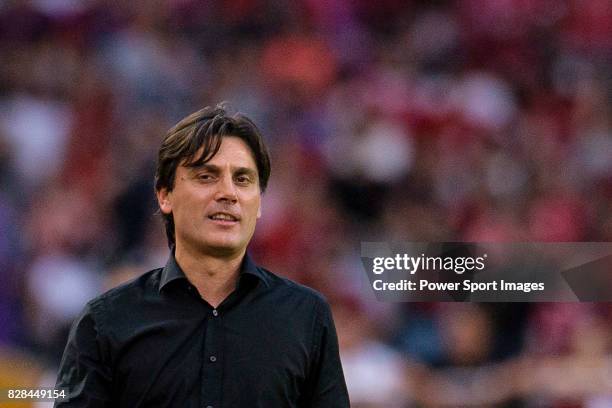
[157,136,261,258]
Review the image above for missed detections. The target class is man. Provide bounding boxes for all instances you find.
[54,105,350,407]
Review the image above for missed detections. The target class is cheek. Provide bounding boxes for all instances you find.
[177,189,212,210]
[172,195,205,223]
[244,197,261,223]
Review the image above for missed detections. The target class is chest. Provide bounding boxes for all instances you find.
[110,304,314,407]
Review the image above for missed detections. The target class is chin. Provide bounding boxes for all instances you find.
[201,239,243,256]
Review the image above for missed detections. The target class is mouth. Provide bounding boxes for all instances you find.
[207,212,240,224]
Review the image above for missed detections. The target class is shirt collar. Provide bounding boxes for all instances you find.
[159,250,270,293]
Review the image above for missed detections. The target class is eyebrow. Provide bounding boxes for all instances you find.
[188,164,257,177]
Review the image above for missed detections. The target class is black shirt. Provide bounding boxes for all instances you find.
[54,253,349,407]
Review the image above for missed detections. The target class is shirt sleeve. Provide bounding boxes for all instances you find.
[305,297,350,407]
[54,302,113,407]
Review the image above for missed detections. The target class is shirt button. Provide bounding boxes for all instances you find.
[212,309,218,317]
[209,356,217,362]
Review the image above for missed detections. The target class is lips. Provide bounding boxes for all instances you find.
[208,212,240,222]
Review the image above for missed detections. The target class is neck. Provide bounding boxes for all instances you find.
[174,243,245,308]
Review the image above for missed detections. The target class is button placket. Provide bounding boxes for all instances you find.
[201,305,223,407]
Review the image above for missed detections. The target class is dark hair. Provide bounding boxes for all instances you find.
[154,104,271,247]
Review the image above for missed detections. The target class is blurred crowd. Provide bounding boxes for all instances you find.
[0,0,611,407]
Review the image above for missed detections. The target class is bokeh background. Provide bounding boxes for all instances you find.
[1,0,611,407]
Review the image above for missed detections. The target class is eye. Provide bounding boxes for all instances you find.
[235,175,252,185]
[196,173,215,182]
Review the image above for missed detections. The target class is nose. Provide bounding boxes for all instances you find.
[215,173,238,204]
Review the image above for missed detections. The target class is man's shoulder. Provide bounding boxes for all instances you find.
[257,266,329,306]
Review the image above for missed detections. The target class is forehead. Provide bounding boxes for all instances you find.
[213,137,256,164]
[182,136,258,170]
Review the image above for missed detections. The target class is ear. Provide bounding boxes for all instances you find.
[156,188,173,215]
[257,200,262,219]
